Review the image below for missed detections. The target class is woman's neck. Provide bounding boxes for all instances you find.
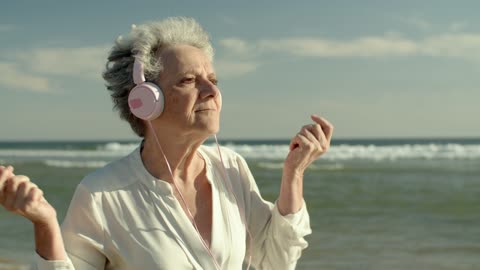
[140,129,207,185]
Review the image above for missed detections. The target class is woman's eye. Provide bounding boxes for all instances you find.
[210,78,218,85]
[181,77,195,84]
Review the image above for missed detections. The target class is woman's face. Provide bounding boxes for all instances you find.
[155,44,222,138]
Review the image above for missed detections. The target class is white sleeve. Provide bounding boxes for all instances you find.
[34,253,74,270]
[236,154,312,270]
[34,184,107,270]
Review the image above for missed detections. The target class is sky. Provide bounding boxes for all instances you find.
[1,0,479,141]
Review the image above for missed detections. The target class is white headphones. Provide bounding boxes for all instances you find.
[128,56,165,121]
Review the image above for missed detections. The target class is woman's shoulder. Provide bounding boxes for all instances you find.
[78,146,142,193]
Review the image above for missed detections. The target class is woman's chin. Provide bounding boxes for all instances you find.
[196,117,220,134]
[190,122,220,137]
[205,124,220,135]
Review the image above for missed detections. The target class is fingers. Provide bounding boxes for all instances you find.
[290,132,311,152]
[290,130,310,151]
[292,127,325,155]
[2,174,44,216]
[0,166,15,204]
[311,114,334,141]
[14,181,39,212]
[286,115,334,172]
[3,175,30,211]
[0,165,14,191]
[289,114,334,155]
[289,135,300,151]
[303,124,328,150]
[299,127,322,152]
[0,168,53,224]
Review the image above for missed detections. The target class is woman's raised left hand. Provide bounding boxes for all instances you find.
[284,114,334,175]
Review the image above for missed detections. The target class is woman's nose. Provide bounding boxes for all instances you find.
[199,79,220,99]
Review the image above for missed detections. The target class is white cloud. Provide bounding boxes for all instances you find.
[16,45,110,79]
[421,33,480,58]
[5,29,478,93]
[219,38,251,54]
[0,45,110,93]
[3,43,258,92]
[258,35,417,57]
[214,60,259,78]
[221,32,480,60]
[0,62,51,92]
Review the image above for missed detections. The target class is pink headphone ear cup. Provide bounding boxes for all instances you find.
[128,82,165,121]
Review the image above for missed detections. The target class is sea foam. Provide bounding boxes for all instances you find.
[1,142,480,169]
[217,143,480,161]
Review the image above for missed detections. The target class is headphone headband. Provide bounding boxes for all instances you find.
[133,55,146,85]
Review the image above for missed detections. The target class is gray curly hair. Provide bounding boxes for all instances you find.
[102,17,214,137]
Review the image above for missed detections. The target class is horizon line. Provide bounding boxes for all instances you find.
[1,136,480,143]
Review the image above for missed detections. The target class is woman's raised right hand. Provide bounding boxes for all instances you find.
[0,165,57,225]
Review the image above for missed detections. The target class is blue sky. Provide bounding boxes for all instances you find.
[1,0,479,140]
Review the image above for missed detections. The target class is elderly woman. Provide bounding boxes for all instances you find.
[0,17,333,269]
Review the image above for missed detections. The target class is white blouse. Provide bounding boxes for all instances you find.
[35,145,311,270]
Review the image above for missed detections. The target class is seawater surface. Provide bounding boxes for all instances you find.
[0,138,479,269]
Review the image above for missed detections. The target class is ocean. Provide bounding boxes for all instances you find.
[0,138,479,269]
